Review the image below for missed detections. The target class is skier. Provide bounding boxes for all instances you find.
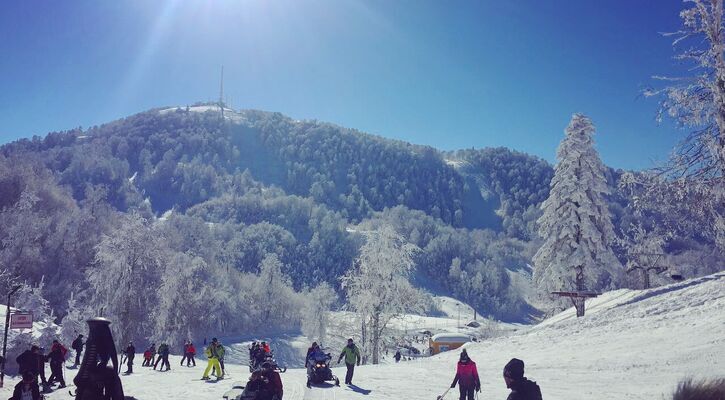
[10,371,41,400]
[217,341,226,377]
[71,334,84,367]
[503,358,542,400]
[186,342,197,367]
[450,349,480,400]
[201,338,223,381]
[123,341,135,374]
[143,343,155,367]
[143,347,153,367]
[394,350,401,363]
[46,340,67,388]
[337,338,361,385]
[261,361,283,400]
[154,342,171,371]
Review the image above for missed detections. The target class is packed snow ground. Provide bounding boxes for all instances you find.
[2,272,723,400]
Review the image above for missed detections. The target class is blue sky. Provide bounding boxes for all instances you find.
[0,0,687,170]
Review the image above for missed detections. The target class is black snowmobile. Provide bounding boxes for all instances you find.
[306,352,339,388]
[248,351,286,373]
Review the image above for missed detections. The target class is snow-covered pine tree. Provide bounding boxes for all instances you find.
[533,114,622,294]
[60,292,88,346]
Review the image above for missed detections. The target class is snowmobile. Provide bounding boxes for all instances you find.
[249,351,286,373]
[306,353,339,387]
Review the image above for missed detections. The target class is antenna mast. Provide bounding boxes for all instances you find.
[219,66,225,118]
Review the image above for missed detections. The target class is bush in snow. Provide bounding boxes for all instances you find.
[672,378,725,400]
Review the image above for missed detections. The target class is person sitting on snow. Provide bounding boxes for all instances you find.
[503,358,542,400]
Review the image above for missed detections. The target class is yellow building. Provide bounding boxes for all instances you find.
[429,333,472,355]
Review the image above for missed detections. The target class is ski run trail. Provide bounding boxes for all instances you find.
[1,272,723,400]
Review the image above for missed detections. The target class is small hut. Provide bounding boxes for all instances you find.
[429,333,471,355]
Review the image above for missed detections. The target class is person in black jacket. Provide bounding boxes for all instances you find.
[10,371,41,400]
[71,334,84,366]
[16,345,48,389]
[46,342,66,388]
[124,342,135,374]
[503,358,542,400]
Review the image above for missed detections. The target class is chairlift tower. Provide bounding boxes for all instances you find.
[551,266,600,317]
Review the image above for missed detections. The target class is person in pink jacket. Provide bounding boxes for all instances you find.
[450,349,481,400]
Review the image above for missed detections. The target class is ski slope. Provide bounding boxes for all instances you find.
[1,272,723,400]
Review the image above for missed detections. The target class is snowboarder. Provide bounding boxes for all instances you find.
[10,371,41,400]
[201,338,223,381]
[394,350,401,363]
[261,361,283,400]
[450,349,480,400]
[46,340,67,388]
[123,342,135,374]
[154,342,171,371]
[71,334,84,367]
[503,358,542,400]
[337,338,361,385]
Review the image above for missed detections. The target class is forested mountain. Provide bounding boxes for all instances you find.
[0,105,721,341]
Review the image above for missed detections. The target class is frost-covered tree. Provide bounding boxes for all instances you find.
[342,226,424,364]
[649,0,725,180]
[87,213,166,346]
[252,254,298,330]
[533,114,622,294]
[301,282,336,343]
[60,292,89,347]
[646,0,725,249]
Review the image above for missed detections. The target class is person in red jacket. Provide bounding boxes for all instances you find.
[450,349,480,400]
[261,361,283,400]
[187,342,197,367]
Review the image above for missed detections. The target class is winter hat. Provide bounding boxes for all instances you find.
[459,349,469,361]
[504,358,525,380]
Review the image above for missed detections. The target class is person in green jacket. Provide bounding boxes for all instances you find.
[337,338,361,385]
[202,338,223,381]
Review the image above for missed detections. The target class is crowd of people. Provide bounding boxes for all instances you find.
[12,337,74,400]
[9,333,543,400]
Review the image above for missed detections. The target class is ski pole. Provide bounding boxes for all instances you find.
[436,387,450,400]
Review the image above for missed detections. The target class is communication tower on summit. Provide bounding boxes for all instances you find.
[219,66,225,118]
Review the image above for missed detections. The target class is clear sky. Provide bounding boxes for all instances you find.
[0,0,688,170]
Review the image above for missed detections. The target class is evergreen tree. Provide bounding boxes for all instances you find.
[533,114,622,294]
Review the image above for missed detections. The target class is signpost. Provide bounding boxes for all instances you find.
[10,312,33,329]
[1,285,23,388]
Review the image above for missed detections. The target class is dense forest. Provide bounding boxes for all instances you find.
[0,105,721,346]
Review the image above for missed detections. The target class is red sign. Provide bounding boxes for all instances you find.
[10,313,33,329]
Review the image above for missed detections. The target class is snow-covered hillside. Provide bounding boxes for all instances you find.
[2,272,723,399]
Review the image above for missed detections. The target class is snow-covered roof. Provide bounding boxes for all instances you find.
[431,333,471,343]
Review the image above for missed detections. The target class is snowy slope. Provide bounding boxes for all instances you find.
[2,272,723,399]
